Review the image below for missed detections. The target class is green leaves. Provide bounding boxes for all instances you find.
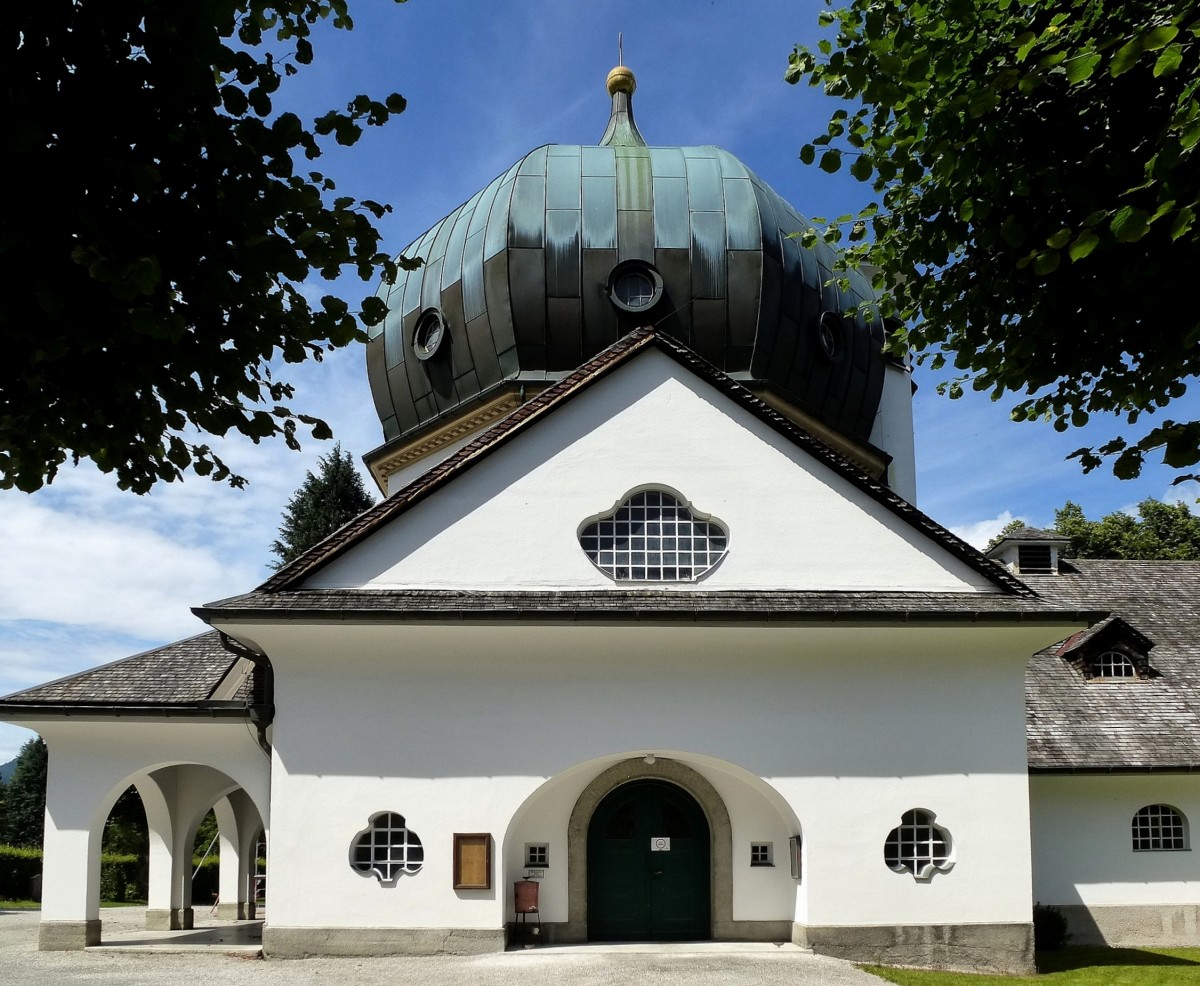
[1050,496,1200,560]
[0,1,412,493]
[1110,205,1151,242]
[790,0,1200,482]
[1065,53,1101,84]
[819,148,843,173]
[1068,229,1100,260]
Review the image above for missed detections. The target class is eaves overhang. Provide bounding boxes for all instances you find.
[195,591,1104,629]
[0,702,272,724]
[1029,764,1200,775]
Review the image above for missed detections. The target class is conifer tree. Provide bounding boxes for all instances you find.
[270,444,375,569]
[1,737,47,848]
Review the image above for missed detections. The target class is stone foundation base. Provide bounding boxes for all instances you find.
[512,919,793,947]
[794,921,1035,975]
[145,907,194,931]
[38,919,100,951]
[263,926,505,957]
[216,902,247,921]
[1057,903,1200,946]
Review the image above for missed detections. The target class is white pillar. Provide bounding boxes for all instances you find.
[141,777,183,931]
[38,787,101,949]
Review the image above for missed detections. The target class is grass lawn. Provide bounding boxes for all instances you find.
[864,948,1200,985]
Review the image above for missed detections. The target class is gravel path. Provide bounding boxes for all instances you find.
[0,908,884,986]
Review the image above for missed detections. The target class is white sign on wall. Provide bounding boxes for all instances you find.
[651,837,671,851]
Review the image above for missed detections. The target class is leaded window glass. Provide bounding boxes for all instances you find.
[580,489,728,581]
[884,809,953,880]
[351,812,425,885]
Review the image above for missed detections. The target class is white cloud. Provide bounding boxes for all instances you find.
[949,511,1019,550]
[1164,480,1200,507]
[0,492,253,639]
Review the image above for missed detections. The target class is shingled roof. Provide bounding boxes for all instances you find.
[253,327,1030,598]
[196,588,1097,624]
[1025,560,1200,771]
[0,632,259,719]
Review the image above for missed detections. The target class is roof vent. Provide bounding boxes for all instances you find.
[1017,545,1054,575]
[983,526,1069,576]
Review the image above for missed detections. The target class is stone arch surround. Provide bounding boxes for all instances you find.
[562,757,790,942]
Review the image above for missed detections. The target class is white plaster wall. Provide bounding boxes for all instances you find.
[502,753,802,925]
[1030,774,1200,905]
[868,360,917,505]
[30,718,270,922]
[307,350,993,593]
[249,619,1055,931]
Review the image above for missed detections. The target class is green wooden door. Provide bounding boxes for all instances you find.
[587,780,711,941]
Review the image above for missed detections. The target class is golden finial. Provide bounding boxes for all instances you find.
[600,34,645,146]
[607,33,636,94]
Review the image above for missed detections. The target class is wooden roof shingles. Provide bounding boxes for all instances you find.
[1025,560,1200,771]
[0,631,254,719]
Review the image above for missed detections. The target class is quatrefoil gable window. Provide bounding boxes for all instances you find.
[884,809,954,881]
[351,812,424,886]
[580,488,728,581]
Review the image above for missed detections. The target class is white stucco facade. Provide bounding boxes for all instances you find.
[241,621,1062,937]
[9,335,1196,973]
[309,352,992,595]
[1029,774,1200,944]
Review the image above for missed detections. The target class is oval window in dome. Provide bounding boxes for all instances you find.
[607,261,664,314]
[412,308,447,361]
[816,310,843,362]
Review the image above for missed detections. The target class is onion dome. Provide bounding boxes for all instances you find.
[366,64,886,452]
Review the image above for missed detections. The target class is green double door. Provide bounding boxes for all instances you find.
[587,780,711,941]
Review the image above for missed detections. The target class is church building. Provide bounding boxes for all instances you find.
[3,64,1198,974]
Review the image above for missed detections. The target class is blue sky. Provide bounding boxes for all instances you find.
[1,0,1197,763]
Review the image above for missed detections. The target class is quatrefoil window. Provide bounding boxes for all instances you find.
[884,809,954,881]
[580,489,728,581]
[351,812,424,886]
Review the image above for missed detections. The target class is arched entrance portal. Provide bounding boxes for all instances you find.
[587,780,711,941]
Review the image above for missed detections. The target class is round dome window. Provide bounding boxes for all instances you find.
[412,308,447,361]
[607,261,664,314]
[816,310,843,362]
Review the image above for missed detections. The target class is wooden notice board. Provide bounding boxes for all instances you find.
[453,833,492,890]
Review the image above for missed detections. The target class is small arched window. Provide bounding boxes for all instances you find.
[884,809,954,880]
[580,489,727,582]
[1092,650,1136,679]
[1132,804,1188,851]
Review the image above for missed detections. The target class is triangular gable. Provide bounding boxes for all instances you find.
[259,328,1028,596]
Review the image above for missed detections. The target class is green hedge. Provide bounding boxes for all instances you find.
[0,845,155,903]
[0,845,41,900]
[99,852,147,903]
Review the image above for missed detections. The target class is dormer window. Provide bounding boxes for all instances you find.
[1056,616,1156,683]
[1091,650,1136,679]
